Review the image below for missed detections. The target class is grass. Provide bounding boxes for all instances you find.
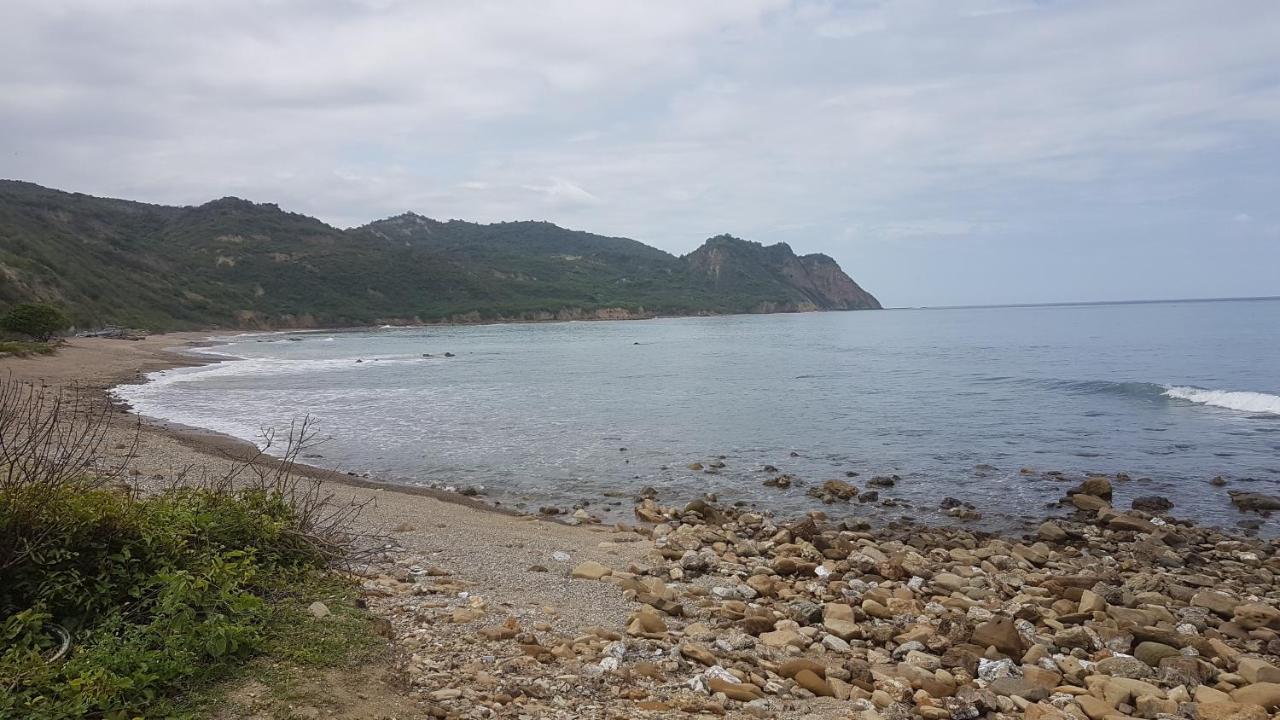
[175,572,390,719]
[0,340,56,357]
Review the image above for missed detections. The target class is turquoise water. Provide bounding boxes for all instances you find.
[116,299,1280,531]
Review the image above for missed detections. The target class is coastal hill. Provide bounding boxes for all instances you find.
[0,180,880,330]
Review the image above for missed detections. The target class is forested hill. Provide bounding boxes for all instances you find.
[0,180,881,330]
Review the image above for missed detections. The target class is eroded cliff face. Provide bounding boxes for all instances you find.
[683,235,881,311]
[794,254,882,310]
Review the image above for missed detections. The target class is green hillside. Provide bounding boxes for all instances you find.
[0,181,880,330]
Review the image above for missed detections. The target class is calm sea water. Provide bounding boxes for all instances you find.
[115,299,1280,532]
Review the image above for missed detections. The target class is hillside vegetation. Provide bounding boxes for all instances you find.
[0,181,880,330]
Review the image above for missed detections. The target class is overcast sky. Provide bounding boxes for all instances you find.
[3,1,1279,307]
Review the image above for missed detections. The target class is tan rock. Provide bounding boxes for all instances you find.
[1079,589,1108,614]
[626,608,667,636]
[1197,702,1269,720]
[1230,683,1280,711]
[1075,695,1113,720]
[1238,658,1280,685]
[708,677,763,701]
[1072,494,1110,512]
[825,617,860,641]
[1196,686,1234,704]
[971,616,1024,656]
[794,668,834,697]
[571,561,613,580]
[1233,604,1280,632]
[680,643,717,666]
[779,658,827,679]
[759,627,806,649]
[1192,590,1238,618]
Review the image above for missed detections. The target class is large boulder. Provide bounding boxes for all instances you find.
[1229,492,1280,512]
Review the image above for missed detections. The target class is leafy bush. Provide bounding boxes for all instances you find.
[0,486,332,719]
[0,379,372,719]
[0,303,71,341]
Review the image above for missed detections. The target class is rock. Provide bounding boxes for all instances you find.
[1074,695,1113,720]
[1071,493,1110,512]
[1130,495,1173,513]
[571,561,613,580]
[1230,683,1280,710]
[1233,604,1280,631]
[971,616,1024,656]
[681,643,717,666]
[779,658,827,679]
[807,479,858,502]
[794,668,834,697]
[708,676,763,701]
[1229,492,1280,512]
[627,608,667,636]
[1037,521,1068,542]
[1078,589,1107,614]
[307,601,331,619]
[988,677,1049,701]
[1238,658,1280,685]
[1192,590,1238,617]
[1198,702,1269,720]
[1070,476,1113,499]
[1096,655,1154,679]
[760,628,806,649]
[1107,514,1157,533]
[1133,641,1180,667]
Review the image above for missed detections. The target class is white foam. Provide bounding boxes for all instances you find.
[1163,386,1280,415]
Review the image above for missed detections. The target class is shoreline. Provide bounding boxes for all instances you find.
[47,331,1276,540]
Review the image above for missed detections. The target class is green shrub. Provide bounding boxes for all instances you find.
[0,303,71,341]
[0,340,56,357]
[0,485,337,720]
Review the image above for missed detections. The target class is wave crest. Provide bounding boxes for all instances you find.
[1163,386,1280,415]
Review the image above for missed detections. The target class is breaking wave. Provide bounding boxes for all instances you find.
[1163,386,1280,415]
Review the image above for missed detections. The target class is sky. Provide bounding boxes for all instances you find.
[3,1,1279,308]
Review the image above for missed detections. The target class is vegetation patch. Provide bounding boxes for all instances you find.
[0,380,377,719]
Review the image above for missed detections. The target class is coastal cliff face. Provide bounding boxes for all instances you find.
[0,180,881,329]
[684,235,882,311]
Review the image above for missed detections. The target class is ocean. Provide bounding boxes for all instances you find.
[114,298,1280,533]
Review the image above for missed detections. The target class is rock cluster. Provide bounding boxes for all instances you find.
[357,483,1279,719]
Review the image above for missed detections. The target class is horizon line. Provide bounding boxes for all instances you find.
[888,295,1280,311]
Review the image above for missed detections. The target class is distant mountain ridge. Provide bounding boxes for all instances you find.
[0,180,881,330]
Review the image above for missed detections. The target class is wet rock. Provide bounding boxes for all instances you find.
[1130,495,1173,513]
[1069,476,1113,499]
[1229,491,1280,512]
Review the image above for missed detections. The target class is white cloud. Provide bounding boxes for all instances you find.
[2,0,1279,303]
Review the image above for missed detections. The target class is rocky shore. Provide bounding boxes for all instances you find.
[359,476,1280,720]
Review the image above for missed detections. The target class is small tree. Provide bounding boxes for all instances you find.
[0,304,71,342]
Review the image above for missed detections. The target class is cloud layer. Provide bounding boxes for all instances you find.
[4,0,1279,305]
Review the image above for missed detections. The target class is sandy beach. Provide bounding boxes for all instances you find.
[4,336,1279,720]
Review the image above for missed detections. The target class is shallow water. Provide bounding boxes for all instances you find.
[116,299,1280,532]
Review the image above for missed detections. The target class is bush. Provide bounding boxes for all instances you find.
[0,485,333,719]
[0,379,372,719]
[1,303,71,341]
